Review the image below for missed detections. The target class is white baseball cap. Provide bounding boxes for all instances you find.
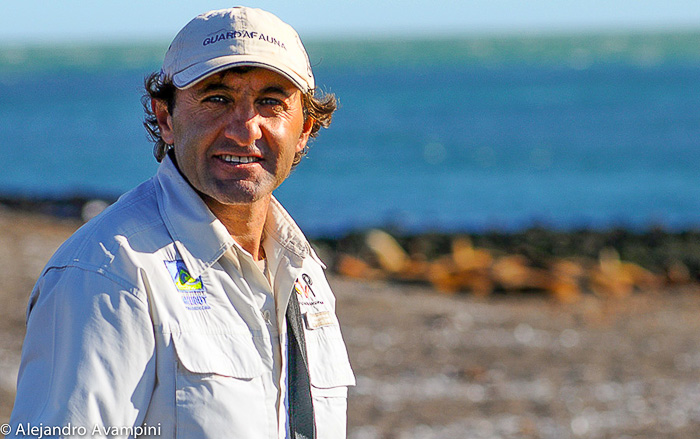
[161,7,315,92]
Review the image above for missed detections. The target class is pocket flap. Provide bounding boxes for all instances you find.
[305,325,356,389]
[173,330,264,379]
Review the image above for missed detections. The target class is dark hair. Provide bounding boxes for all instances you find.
[142,70,337,166]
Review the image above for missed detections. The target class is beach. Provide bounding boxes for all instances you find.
[2,207,700,438]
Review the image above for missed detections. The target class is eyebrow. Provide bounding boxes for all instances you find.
[197,82,294,98]
[260,85,293,98]
[199,82,230,94]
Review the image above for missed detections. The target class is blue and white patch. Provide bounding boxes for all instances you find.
[165,260,210,311]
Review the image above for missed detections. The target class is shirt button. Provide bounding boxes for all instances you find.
[262,309,272,324]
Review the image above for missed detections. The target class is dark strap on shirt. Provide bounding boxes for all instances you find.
[286,291,316,439]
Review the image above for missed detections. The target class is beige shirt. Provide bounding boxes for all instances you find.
[10,156,355,439]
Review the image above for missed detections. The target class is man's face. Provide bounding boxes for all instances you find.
[155,68,312,207]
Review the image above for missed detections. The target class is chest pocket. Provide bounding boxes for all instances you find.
[171,330,269,438]
[303,318,355,439]
[304,320,356,391]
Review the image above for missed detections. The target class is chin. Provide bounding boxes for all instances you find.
[201,178,278,207]
[213,187,268,206]
[209,192,257,205]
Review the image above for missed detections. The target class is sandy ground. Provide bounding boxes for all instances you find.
[2,208,700,438]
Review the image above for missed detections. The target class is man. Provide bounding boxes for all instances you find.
[9,7,354,439]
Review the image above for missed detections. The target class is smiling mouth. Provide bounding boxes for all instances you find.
[219,154,261,164]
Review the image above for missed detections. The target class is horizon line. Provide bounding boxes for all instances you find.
[2,23,700,48]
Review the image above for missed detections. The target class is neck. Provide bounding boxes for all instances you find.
[167,153,270,260]
[204,194,271,261]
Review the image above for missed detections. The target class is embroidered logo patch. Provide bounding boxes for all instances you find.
[294,275,315,300]
[165,260,210,310]
[294,273,324,306]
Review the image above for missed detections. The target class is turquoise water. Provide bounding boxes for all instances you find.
[1,32,699,236]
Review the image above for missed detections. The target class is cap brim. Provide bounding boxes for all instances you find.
[172,54,312,93]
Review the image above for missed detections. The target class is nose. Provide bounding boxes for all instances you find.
[224,103,263,146]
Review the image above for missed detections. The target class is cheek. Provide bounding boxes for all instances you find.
[172,120,214,158]
[284,115,308,154]
[171,127,206,175]
[265,120,303,153]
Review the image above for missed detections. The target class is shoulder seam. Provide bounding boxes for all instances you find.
[43,263,147,305]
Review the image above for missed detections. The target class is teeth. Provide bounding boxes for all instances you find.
[220,155,260,164]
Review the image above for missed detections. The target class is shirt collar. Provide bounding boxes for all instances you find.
[155,156,234,279]
[154,155,322,279]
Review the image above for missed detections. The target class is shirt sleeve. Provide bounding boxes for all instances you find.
[9,265,156,437]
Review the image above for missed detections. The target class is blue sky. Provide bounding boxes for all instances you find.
[2,0,700,44]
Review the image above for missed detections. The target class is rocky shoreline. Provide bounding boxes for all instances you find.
[5,197,700,293]
[316,226,700,302]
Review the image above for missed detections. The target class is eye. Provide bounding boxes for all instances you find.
[258,97,287,116]
[202,95,230,105]
[259,97,283,107]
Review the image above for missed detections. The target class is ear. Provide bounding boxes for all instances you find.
[295,117,314,153]
[152,98,175,145]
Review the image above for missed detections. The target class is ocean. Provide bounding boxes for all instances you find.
[1,32,699,237]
